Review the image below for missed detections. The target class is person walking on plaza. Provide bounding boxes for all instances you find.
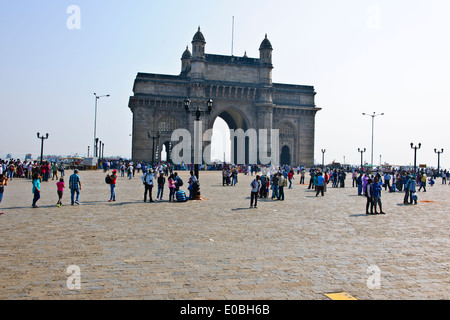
[56,177,65,207]
[260,174,268,198]
[403,174,411,204]
[406,175,417,204]
[364,178,373,214]
[51,162,59,180]
[371,176,385,214]
[271,173,279,200]
[127,164,134,180]
[316,172,325,197]
[300,168,305,184]
[141,168,155,202]
[357,172,363,195]
[418,172,427,192]
[383,172,391,191]
[250,175,261,208]
[308,168,315,189]
[0,174,8,215]
[58,162,65,177]
[69,169,81,205]
[168,174,176,202]
[324,171,329,193]
[188,170,198,200]
[108,169,117,202]
[278,173,286,201]
[288,169,294,189]
[352,170,358,187]
[32,172,41,208]
[156,172,165,201]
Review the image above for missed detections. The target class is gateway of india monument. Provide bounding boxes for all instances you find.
[128,27,321,166]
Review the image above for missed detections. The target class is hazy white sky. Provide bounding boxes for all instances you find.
[1,0,449,168]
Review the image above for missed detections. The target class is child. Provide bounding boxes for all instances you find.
[56,177,65,207]
[428,177,435,186]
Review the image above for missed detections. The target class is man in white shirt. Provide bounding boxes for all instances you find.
[141,168,154,202]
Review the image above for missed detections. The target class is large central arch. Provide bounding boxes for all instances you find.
[208,107,251,164]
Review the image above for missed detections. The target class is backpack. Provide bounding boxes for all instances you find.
[177,178,183,187]
[105,175,112,184]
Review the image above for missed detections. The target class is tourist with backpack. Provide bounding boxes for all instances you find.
[107,169,117,202]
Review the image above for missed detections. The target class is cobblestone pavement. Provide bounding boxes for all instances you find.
[0,170,448,300]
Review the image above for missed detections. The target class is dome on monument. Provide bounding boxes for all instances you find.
[192,27,206,42]
[259,34,273,50]
[182,46,192,59]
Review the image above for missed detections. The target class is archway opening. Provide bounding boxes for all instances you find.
[210,109,250,165]
[210,116,231,163]
[160,144,167,162]
[281,145,291,166]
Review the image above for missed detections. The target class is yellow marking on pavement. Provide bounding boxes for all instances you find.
[325,292,357,300]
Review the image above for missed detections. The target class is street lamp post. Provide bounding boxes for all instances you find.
[184,98,213,179]
[98,140,102,160]
[93,93,110,158]
[102,142,104,159]
[434,148,444,172]
[88,146,90,157]
[358,148,366,170]
[411,143,421,173]
[148,131,161,166]
[36,132,49,165]
[362,112,384,169]
[321,149,326,170]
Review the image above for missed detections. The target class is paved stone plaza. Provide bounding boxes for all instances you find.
[0,170,448,300]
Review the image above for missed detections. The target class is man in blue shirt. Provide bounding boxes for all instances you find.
[371,176,385,214]
[69,169,81,205]
[316,172,325,197]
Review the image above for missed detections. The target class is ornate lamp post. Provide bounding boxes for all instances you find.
[358,148,366,170]
[411,143,421,173]
[148,131,161,166]
[184,98,213,179]
[37,132,49,165]
[434,148,444,172]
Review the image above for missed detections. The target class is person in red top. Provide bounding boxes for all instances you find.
[56,177,65,207]
[324,171,330,192]
[109,170,117,202]
[288,170,294,189]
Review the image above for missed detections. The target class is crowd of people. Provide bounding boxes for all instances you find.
[0,158,448,215]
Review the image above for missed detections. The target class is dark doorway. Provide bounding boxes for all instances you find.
[280,145,291,165]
